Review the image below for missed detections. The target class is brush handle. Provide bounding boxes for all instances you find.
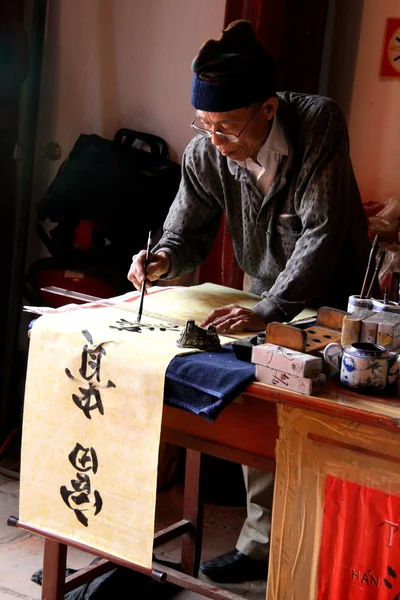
[390,272,400,303]
[366,249,386,299]
[360,234,379,298]
[137,231,152,323]
[384,283,390,305]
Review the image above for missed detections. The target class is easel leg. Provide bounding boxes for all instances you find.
[41,538,67,600]
[181,449,204,576]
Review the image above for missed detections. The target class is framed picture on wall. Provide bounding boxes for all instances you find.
[380,17,400,78]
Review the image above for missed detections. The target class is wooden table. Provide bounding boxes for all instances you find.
[9,379,400,600]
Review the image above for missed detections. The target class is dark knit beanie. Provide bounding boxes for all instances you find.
[191,20,276,112]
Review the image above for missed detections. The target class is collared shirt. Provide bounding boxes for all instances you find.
[229,115,289,196]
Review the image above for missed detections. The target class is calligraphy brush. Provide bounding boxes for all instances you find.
[136,231,152,324]
[366,249,386,300]
[384,283,390,305]
[360,234,379,299]
[390,272,400,303]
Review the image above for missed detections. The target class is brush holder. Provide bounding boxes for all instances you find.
[347,295,373,315]
[372,299,400,314]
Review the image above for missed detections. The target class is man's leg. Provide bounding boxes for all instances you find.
[200,467,273,582]
[236,466,274,560]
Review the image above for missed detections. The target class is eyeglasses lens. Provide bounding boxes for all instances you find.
[191,122,238,143]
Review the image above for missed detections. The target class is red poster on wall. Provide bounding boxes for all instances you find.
[318,476,400,599]
[380,18,400,78]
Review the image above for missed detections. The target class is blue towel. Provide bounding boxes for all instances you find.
[164,345,255,422]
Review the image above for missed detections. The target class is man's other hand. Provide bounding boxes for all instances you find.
[127,251,170,290]
[200,304,266,333]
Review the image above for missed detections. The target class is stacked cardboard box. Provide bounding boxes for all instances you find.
[252,343,325,395]
[341,311,400,350]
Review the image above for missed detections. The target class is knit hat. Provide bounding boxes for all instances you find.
[191,20,276,112]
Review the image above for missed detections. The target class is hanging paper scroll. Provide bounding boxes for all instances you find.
[19,307,196,568]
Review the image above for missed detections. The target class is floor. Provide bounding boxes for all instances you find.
[0,450,267,600]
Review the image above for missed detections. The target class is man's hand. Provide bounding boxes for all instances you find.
[127,251,170,290]
[200,304,266,333]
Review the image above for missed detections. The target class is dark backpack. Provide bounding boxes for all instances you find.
[35,128,181,272]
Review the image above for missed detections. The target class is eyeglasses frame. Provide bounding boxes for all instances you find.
[190,101,265,143]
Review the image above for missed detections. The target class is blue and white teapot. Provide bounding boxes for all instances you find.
[323,342,399,392]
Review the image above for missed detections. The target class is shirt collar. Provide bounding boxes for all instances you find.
[228,113,289,174]
[260,114,288,157]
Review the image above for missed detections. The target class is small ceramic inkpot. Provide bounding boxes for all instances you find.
[324,342,398,392]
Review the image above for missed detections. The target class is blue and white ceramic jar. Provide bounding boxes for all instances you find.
[347,294,400,316]
[347,295,373,315]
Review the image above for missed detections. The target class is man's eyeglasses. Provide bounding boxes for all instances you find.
[191,102,264,143]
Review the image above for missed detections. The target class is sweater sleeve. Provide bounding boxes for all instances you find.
[253,100,357,323]
[152,139,223,279]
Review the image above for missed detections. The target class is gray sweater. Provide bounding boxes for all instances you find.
[153,92,370,323]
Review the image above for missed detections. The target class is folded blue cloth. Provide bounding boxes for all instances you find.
[164,345,255,422]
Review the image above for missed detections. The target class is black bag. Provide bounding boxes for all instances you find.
[36,129,181,271]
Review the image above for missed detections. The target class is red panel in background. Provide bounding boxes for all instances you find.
[198,214,244,290]
[318,476,400,599]
[200,0,329,290]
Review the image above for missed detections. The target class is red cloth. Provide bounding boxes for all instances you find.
[318,476,400,599]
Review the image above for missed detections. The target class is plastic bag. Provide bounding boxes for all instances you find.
[368,216,399,244]
[375,195,400,218]
[378,245,400,298]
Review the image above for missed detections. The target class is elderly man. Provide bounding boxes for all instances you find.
[128,20,370,583]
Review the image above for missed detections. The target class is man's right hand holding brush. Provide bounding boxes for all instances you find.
[127,250,171,291]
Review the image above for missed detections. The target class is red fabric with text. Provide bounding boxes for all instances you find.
[318,476,400,599]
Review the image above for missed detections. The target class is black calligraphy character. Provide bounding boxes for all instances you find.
[110,318,179,333]
[68,443,98,473]
[79,330,106,382]
[72,383,104,419]
[65,330,116,418]
[383,565,400,600]
[60,481,103,527]
[61,442,103,527]
[110,319,143,333]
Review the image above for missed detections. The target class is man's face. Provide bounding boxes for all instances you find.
[195,97,278,162]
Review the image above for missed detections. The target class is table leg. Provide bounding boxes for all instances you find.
[181,449,204,576]
[41,539,67,600]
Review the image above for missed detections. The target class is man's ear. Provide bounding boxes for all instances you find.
[263,96,279,120]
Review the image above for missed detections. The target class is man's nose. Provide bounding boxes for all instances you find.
[210,132,223,147]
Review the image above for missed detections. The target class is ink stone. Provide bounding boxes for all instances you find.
[176,320,221,351]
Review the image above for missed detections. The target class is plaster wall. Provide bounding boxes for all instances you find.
[26,0,225,266]
[329,0,400,205]
[31,0,400,238]
[32,0,225,203]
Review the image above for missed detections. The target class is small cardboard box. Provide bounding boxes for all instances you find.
[376,314,400,350]
[359,312,384,344]
[255,364,326,395]
[251,343,322,378]
[341,314,363,347]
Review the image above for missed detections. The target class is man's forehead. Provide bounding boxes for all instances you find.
[196,107,248,122]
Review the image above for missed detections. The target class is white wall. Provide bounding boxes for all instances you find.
[328,0,400,205]
[40,0,226,163]
[29,0,225,260]
[31,0,400,250]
